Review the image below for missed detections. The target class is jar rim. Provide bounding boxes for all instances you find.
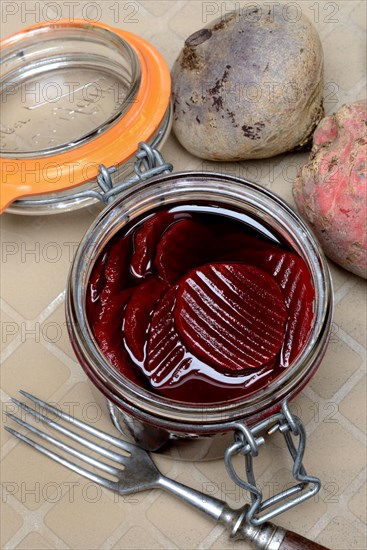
[67,172,333,430]
[0,20,171,213]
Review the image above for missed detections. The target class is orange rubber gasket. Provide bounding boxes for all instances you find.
[0,20,171,213]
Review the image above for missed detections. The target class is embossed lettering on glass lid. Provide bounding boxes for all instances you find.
[0,26,140,157]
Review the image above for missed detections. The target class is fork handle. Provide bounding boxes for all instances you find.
[234,519,329,549]
[158,477,330,549]
[278,530,328,549]
[219,504,330,549]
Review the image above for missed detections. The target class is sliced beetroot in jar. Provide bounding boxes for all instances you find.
[155,219,214,284]
[145,287,193,387]
[93,289,144,384]
[94,289,131,354]
[281,281,314,367]
[100,236,131,307]
[124,277,169,363]
[222,248,314,306]
[86,253,107,329]
[216,231,282,259]
[86,205,317,404]
[256,251,314,307]
[130,212,177,279]
[153,362,279,404]
[246,251,314,367]
[219,248,315,366]
[175,263,287,371]
[145,283,283,403]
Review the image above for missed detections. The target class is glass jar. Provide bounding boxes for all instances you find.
[66,170,333,464]
[0,20,171,214]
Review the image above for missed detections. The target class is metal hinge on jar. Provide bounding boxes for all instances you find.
[68,142,173,206]
[225,400,321,526]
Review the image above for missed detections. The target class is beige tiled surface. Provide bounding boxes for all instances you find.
[1,1,366,549]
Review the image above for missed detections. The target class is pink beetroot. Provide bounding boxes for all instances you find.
[293,100,367,278]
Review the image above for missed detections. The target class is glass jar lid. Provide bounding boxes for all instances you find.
[0,20,171,213]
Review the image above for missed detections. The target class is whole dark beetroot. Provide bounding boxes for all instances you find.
[171,5,324,161]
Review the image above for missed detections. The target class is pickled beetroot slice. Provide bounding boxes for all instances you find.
[155,219,214,284]
[216,231,282,259]
[245,251,314,367]
[94,289,131,354]
[145,285,282,400]
[93,289,143,384]
[156,358,280,403]
[250,251,314,308]
[221,248,314,305]
[282,284,314,367]
[100,236,131,307]
[220,249,315,367]
[175,263,287,371]
[86,253,107,328]
[130,212,177,279]
[124,277,168,362]
[145,287,193,387]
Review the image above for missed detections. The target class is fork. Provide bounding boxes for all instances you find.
[5,391,329,550]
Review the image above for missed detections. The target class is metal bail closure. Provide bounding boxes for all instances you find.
[225,401,321,526]
[68,142,173,206]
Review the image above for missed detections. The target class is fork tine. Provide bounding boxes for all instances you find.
[5,426,117,492]
[6,413,122,477]
[18,390,135,453]
[11,397,126,464]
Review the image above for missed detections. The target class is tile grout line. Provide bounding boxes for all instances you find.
[35,291,66,324]
[333,276,358,305]
[0,335,23,363]
[305,364,365,405]
[332,325,366,360]
[307,467,367,540]
[334,413,366,446]
[198,524,226,550]
[0,291,66,364]
[39,340,82,374]
[0,298,27,324]
[303,373,366,445]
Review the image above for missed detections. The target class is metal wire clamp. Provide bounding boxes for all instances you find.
[225,400,321,526]
[69,142,173,205]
